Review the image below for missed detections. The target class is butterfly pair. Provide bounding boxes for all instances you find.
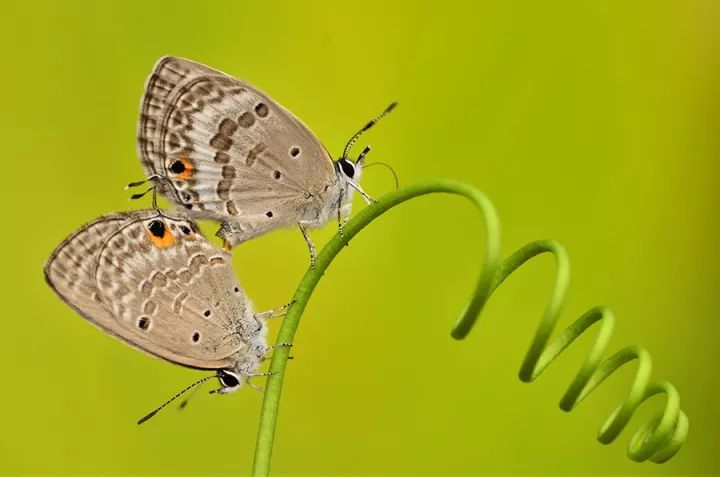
[44,57,396,423]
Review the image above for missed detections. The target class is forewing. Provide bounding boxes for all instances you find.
[138,56,336,239]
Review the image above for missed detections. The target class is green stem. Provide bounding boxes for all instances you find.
[251,179,687,475]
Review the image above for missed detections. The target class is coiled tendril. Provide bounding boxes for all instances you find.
[252,179,688,475]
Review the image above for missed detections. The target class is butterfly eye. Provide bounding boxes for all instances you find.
[338,159,355,179]
[219,371,240,389]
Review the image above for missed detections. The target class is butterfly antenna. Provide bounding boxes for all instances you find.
[137,374,218,425]
[363,161,400,189]
[342,102,398,159]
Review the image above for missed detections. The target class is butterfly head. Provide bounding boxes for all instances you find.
[215,369,242,394]
[335,102,396,192]
[336,153,364,184]
[137,371,236,424]
[334,143,375,206]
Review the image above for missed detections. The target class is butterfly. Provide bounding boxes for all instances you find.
[135,56,396,265]
[44,209,288,423]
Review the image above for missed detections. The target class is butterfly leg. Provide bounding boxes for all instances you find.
[245,371,279,393]
[254,300,295,320]
[245,380,265,393]
[252,371,278,377]
[262,354,294,362]
[337,206,344,237]
[347,177,376,204]
[260,343,294,362]
[298,224,316,268]
[336,193,345,237]
[274,342,293,358]
[339,203,352,226]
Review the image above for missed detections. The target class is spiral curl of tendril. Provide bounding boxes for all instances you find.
[251,179,688,476]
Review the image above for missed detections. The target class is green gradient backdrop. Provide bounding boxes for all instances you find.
[1,1,718,475]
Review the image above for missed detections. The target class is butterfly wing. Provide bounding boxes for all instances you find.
[45,212,138,347]
[45,210,255,370]
[138,56,337,245]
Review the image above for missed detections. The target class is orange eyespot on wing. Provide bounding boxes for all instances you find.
[168,156,194,180]
[146,219,176,248]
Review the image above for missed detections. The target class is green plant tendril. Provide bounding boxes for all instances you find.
[251,179,688,476]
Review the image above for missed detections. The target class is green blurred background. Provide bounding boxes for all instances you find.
[2,0,718,475]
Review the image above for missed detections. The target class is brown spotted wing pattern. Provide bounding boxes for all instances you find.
[138,56,338,247]
[44,210,260,370]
